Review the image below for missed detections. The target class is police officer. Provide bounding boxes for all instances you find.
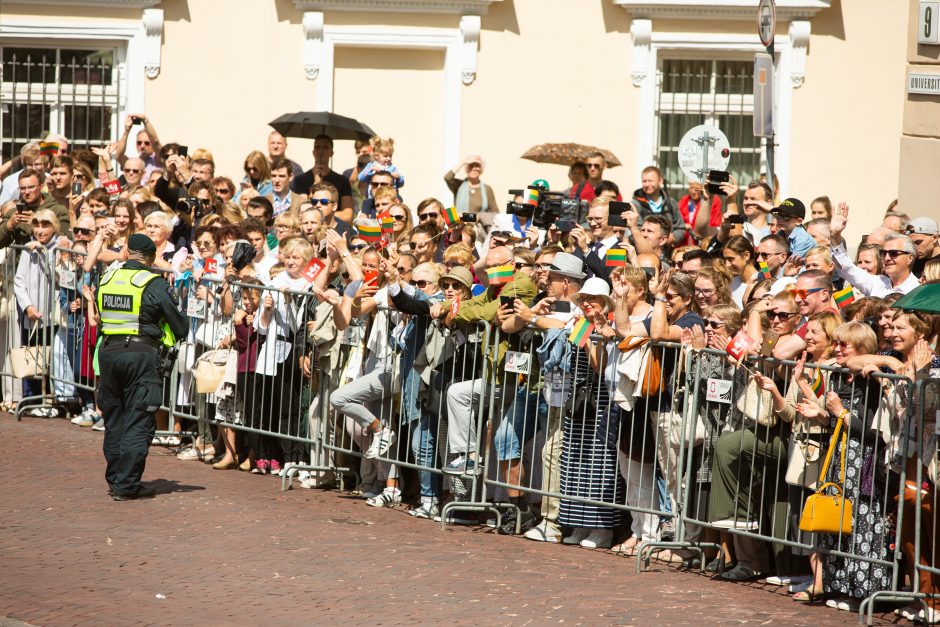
[96,233,188,501]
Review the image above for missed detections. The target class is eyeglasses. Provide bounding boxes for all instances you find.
[349,244,367,252]
[790,287,826,300]
[703,319,726,329]
[514,262,532,270]
[396,266,412,274]
[586,217,606,224]
[768,311,797,321]
[311,198,333,206]
[195,240,214,249]
[694,288,715,297]
[124,168,142,174]
[756,251,783,259]
[419,213,438,222]
[586,163,602,170]
[215,188,231,195]
[833,340,852,350]
[390,214,407,222]
[370,181,391,188]
[72,227,94,236]
[440,280,463,290]
[18,184,40,193]
[881,249,912,259]
[535,263,552,272]
[274,225,291,231]
[409,279,431,289]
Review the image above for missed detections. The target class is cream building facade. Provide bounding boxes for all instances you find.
[0,0,918,245]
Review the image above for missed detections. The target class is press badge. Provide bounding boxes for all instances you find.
[706,378,733,404]
[187,294,206,320]
[504,351,530,375]
[341,325,361,346]
[57,268,76,290]
[546,371,570,407]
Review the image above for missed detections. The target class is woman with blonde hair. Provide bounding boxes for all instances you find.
[235,150,272,201]
[143,210,175,267]
[219,201,246,225]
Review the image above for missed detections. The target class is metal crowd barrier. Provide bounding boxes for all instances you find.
[6,247,940,625]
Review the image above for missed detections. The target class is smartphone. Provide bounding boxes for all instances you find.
[607,200,630,227]
[499,295,515,308]
[460,213,477,223]
[727,214,746,224]
[550,300,572,314]
[178,145,189,157]
[706,170,730,195]
[71,181,83,196]
[556,219,575,233]
[131,116,143,125]
[15,201,27,213]
[363,269,378,285]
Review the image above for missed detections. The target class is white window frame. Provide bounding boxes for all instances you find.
[634,31,795,197]
[314,25,464,200]
[0,19,148,144]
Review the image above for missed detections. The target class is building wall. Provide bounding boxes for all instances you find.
[0,0,913,246]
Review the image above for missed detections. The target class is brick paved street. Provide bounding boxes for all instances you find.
[0,414,898,625]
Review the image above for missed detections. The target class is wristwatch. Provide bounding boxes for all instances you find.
[340,250,350,258]
[655,296,668,303]
[531,314,540,327]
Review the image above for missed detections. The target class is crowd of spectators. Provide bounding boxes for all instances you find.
[3,115,940,622]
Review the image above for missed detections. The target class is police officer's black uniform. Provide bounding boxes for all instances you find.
[97,236,188,500]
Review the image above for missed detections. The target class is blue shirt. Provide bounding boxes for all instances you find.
[788,226,817,258]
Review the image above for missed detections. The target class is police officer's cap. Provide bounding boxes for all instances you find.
[127,233,157,256]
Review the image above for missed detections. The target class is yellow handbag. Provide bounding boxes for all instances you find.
[798,418,853,535]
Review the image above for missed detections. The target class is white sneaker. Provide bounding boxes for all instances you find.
[580,528,614,549]
[364,426,395,459]
[408,500,440,519]
[563,527,591,545]
[711,518,759,530]
[299,475,336,490]
[92,419,105,432]
[765,574,813,586]
[825,598,859,612]
[70,413,85,425]
[524,520,562,543]
[176,446,212,461]
[366,488,401,508]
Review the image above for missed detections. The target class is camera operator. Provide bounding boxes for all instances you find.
[169,182,216,252]
[0,169,69,249]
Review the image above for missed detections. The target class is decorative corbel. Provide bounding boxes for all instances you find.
[630,18,652,88]
[789,20,811,88]
[303,11,324,80]
[142,8,163,79]
[460,15,481,85]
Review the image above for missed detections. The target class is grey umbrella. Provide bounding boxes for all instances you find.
[269,111,375,141]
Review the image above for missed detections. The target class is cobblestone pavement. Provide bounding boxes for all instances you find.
[0,414,900,625]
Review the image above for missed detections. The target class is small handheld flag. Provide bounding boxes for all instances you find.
[568,316,594,347]
[834,285,856,309]
[378,211,395,236]
[810,368,825,398]
[525,186,540,207]
[485,264,514,286]
[605,248,627,268]
[442,206,461,228]
[758,260,772,280]
[39,141,59,157]
[357,222,382,243]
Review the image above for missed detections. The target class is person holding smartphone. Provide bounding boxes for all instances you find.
[0,169,69,249]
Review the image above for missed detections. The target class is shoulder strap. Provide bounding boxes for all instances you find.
[816,417,846,487]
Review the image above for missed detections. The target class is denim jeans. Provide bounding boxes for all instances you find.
[409,413,440,499]
[494,385,547,461]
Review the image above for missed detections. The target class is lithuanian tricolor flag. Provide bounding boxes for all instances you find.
[525,187,540,206]
[834,285,856,309]
[39,141,59,156]
[810,368,825,398]
[758,260,772,280]
[606,248,627,267]
[568,316,594,348]
[485,264,514,285]
[442,206,461,227]
[378,211,395,235]
[357,222,382,243]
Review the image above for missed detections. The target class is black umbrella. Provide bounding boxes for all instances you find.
[269,111,375,141]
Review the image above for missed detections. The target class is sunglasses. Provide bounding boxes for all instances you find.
[349,244,367,252]
[586,163,602,169]
[390,214,407,222]
[396,266,412,274]
[72,227,94,236]
[790,287,826,299]
[419,213,438,221]
[370,181,391,188]
[833,340,851,350]
[881,249,912,258]
[703,320,726,329]
[768,311,797,321]
[440,280,463,290]
[756,251,783,259]
[124,168,142,174]
[311,198,333,206]
[409,279,431,289]
[515,262,532,270]
[215,188,231,195]
[136,140,151,146]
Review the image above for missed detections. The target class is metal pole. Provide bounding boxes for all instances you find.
[766,41,776,201]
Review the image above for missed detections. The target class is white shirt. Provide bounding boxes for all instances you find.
[831,242,920,297]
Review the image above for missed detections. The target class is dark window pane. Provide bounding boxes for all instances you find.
[1,47,57,84]
[59,48,114,85]
[63,105,113,146]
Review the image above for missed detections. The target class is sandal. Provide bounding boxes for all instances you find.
[792,585,825,602]
[612,537,639,555]
[718,564,762,581]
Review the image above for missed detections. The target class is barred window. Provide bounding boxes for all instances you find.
[1,46,120,161]
[655,58,765,200]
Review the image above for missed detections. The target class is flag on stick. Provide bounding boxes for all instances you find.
[568,316,594,347]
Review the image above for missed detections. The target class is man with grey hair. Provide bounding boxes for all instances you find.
[121,157,146,187]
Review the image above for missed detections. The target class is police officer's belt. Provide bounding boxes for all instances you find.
[103,335,162,349]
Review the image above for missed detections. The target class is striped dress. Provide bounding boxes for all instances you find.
[558,342,624,529]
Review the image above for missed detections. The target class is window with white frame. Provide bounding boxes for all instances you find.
[1,45,121,161]
[654,57,765,199]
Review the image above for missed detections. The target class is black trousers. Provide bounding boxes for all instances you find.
[97,340,163,496]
